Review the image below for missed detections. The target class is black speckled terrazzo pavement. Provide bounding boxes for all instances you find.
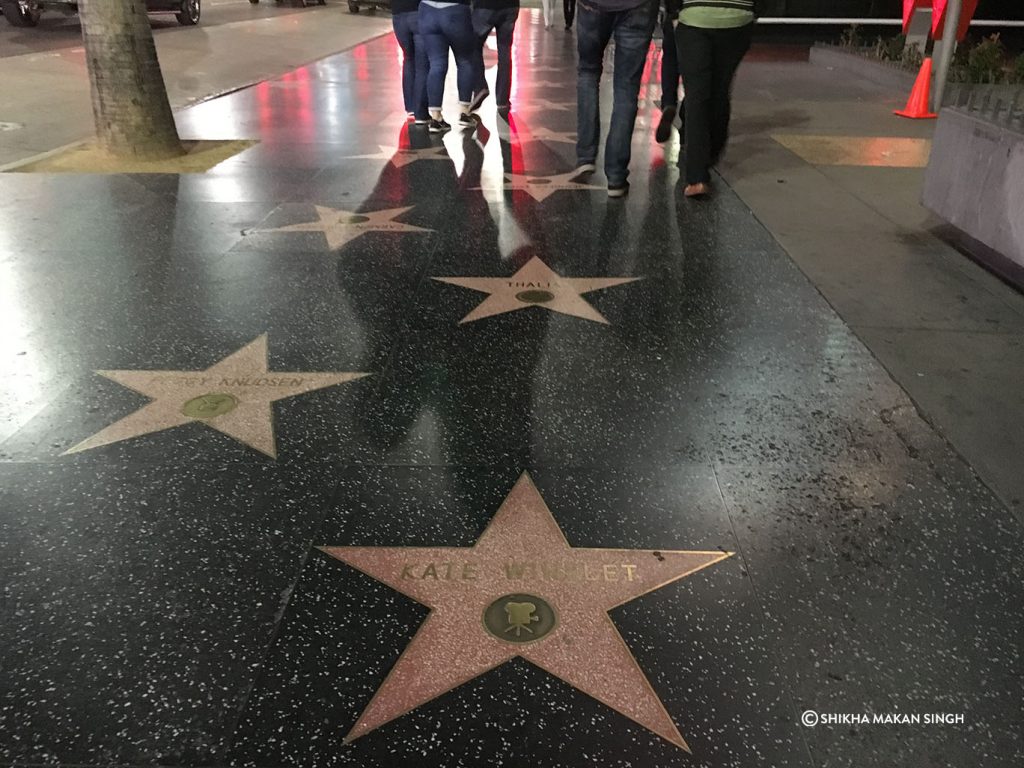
[1,13,1022,768]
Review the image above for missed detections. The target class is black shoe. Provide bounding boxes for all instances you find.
[428,118,452,134]
[575,161,596,175]
[607,181,629,198]
[469,87,489,112]
[655,105,676,144]
[458,112,477,127]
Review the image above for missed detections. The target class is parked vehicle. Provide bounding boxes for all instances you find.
[248,0,326,6]
[346,0,388,13]
[1,0,201,28]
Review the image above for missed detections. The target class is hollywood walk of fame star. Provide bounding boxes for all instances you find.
[433,256,640,324]
[514,127,577,146]
[521,80,573,89]
[521,65,568,74]
[65,336,368,458]
[247,205,433,250]
[320,473,732,750]
[344,145,452,168]
[521,98,574,111]
[477,169,604,202]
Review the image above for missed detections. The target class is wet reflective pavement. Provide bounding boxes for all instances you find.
[1,14,1023,768]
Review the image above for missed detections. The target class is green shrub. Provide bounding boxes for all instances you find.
[839,24,862,49]
[946,37,975,82]
[901,41,925,70]
[967,34,1005,84]
[1012,53,1024,84]
[890,34,909,61]
[835,29,1020,84]
[871,34,908,62]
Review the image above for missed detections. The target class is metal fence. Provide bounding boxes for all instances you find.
[946,85,1024,132]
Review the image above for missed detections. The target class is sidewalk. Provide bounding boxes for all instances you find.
[0,8,390,167]
[0,15,1021,767]
[721,50,1024,517]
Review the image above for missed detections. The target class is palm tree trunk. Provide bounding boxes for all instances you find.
[79,0,183,159]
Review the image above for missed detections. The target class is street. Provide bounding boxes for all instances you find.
[0,0,366,59]
[0,0,390,167]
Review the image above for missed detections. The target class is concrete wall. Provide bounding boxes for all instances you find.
[922,108,1024,270]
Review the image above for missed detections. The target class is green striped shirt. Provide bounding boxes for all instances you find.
[679,0,754,28]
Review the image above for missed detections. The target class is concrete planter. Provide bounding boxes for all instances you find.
[923,107,1024,275]
[809,45,918,92]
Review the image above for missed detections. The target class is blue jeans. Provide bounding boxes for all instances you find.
[472,6,518,108]
[575,0,657,185]
[392,11,429,120]
[419,3,478,110]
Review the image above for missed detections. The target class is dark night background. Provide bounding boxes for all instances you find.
[761,0,1024,18]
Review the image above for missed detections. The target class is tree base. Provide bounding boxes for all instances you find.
[6,139,256,174]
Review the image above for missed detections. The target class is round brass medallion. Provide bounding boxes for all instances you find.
[483,593,557,644]
[516,289,555,304]
[182,393,239,419]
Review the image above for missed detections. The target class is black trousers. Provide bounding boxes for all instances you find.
[659,11,679,108]
[675,22,752,185]
[564,0,576,28]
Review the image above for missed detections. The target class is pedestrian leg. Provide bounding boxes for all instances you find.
[563,0,576,29]
[676,23,715,187]
[708,24,752,167]
[420,4,451,121]
[493,8,518,108]
[604,1,656,190]
[541,0,554,28]
[655,7,680,142]
[575,4,612,168]
[392,11,418,115]
[445,5,480,120]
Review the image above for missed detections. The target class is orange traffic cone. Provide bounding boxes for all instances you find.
[895,57,939,119]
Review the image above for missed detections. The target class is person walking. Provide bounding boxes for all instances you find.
[540,0,555,28]
[392,0,430,125]
[654,0,681,143]
[470,0,519,113]
[669,0,757,197]
[563,0,576,30]
[419,0,486,132]
[575,0,658,198]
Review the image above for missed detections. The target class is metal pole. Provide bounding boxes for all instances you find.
[752,18,1024,27]
[932,0,963,112]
